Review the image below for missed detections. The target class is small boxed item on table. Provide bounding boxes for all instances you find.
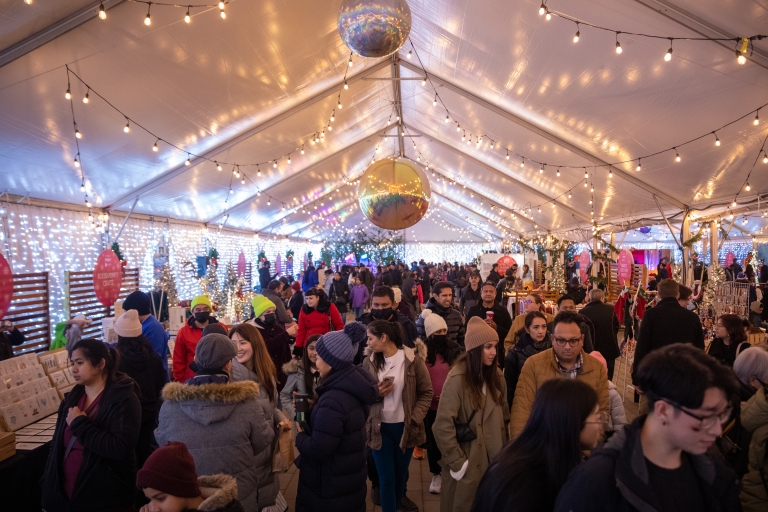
[0,431,16,462]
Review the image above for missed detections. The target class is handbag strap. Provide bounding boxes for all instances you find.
[466,409,477,424]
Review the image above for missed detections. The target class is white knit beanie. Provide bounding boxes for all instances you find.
[114,309,143,338]
[421,309,448,338]
[392,287,402,303]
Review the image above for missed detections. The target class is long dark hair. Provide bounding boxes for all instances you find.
[718,314,748,344]
[515,311,547,339]
[228,324,278,402]
[425,332,460,366]
[69,338,124,388]
[303,334,321,401]
[472,379,598,511]
[116,334,154,356]
[458,342,504,410]
[367,320,405,373]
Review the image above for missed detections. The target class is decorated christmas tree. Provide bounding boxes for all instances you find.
[199,261,222,307]
[154,262,179,308]
[220,262,238,316]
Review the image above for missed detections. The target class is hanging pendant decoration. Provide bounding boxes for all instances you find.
[338,0,412,58]
[358,157,430,230]
[93,249,123,307]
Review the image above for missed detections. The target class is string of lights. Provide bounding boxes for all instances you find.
[63,52,355,205]
[97,1,231,24]
[64,72,93,217]
[536,2,766,65]
[405,40,768,179]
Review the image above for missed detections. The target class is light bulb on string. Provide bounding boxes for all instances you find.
[584,169,589,179]
[754,111,760,125]
[65,85,72,99]
[257,166,261,177]
[615,33,622,54]
[763,152,768,164]
[746,182,751,191]
[153,140,159,152]
[539,165,544,174]
[123,120,130,133]
[520,159,524,168]
[636,159,641,171]
[75,128,81,139]
[506,151,510,160]
[348,56,353,67]
[674,148,681,162]
[83,90,90,103]
[538,3,546,15]
[185,8,191,23]
[80,182,85,192]
[216,161,222,171]
[573,24,580,43]
[330,112,335,122]
[337,99,342,109]
[732,200,737,207]
[229,187,233,194]
[241,177,245,185]
[444,114,450,123]
[287,155,291,164]
[433,95,437,106]
[556,167,560,177]
[714,133,720,146]
[609,169,613,178]
[664,40,673,61]
[273,160,278,168]
[301,146,305,155]
[406,49,412,59]
[144,4,151,25]
[456,124,461,132]
[185,155,191,166]
[74,156,80,168]
[737,53,747,65]
[220,8,226,19]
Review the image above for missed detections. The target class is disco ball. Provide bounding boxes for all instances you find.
[338,0,412,58]
[358,157,431,230]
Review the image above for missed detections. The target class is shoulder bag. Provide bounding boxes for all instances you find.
[454,409,477,443]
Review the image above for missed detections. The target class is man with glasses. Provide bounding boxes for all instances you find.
[510,312,609,438]
[547,295,595,353]
[416,281,465,348]
[556,343,741,512]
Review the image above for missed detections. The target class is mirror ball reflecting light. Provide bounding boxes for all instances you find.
[338,0,412,58]
[358,158,431,230]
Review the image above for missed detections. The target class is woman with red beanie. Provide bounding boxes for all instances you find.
[137,441,243,512]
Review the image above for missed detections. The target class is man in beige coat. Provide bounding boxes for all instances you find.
[510,311,609,439]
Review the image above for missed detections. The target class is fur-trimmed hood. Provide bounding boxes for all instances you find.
[195,473,241,511]
[282,358,304,375]
[161,380,260,426]
[364,337,427,361]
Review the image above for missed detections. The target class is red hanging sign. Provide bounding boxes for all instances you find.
[579,250,591,283]
[496,255,517,276]
[93,249,123,307]
[617,250,634,286]
[0,254,13,320]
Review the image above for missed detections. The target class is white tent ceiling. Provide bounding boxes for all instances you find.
[1,0,767,244]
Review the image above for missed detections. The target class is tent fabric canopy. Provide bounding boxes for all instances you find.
[1,0,767,243]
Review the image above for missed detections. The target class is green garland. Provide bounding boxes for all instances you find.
[682,231,704,248]
[111,241,124,261]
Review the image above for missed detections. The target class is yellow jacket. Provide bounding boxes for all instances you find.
[510,348,609,439]
[504,312,554,355]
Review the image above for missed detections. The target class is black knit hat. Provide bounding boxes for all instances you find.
[122,290,152,316]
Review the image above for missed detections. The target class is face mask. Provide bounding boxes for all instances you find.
[194,311,210,323]
[371,307,393,319]
[431,334,448,344]
[686,302,696,311]
[262,313,276,325]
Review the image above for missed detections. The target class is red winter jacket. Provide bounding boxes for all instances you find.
[295,300,344,348]
[172,316,221,382]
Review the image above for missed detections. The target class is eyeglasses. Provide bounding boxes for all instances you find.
[553,336,582,347]
[662,399,733,429]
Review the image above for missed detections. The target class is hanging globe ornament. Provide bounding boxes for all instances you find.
[358,157,430,230]
[338,0,412,58]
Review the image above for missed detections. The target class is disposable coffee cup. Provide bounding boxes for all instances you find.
[486,311,495,321]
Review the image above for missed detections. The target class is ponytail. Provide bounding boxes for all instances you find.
[69,338,124,388]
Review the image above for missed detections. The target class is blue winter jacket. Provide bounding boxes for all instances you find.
[294,364,379,512]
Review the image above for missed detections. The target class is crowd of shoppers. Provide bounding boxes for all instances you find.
[35,258,768,512]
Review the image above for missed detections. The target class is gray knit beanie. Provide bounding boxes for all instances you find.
[316,322,367,370]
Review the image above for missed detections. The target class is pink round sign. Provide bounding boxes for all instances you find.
[0,253,13,320]
[93,249,123,307]
[617,250,634,285]
[496,255,517,276]
[579,250,591,283]
[725,251,735,268]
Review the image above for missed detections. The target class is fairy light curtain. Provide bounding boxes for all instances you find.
[0,202,322,327]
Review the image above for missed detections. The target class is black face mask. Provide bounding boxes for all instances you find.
[194,311,211,323]
[262,313,276,325]
[431,334,448,344]
[371,307,393,319]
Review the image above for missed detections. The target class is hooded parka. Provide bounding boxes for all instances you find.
[154,378,274,512]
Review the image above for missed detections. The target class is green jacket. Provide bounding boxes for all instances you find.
[741,387,768,512]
